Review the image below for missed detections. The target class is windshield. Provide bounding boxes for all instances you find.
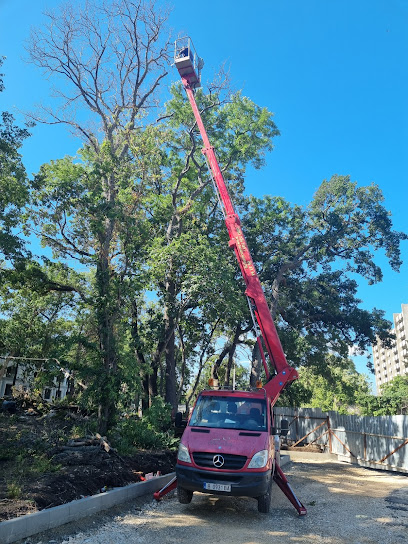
[189,395,267,431]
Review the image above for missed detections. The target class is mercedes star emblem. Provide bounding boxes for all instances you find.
[213,454,225,468]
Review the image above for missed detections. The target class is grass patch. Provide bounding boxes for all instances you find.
[6,482,22,500]
[14,452,61,477]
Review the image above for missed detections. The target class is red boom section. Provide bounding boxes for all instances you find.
[180,73,298,400]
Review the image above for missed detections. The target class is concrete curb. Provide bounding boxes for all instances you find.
[0,457,291,544]
[0,472,175,544]
[279,454,290,467]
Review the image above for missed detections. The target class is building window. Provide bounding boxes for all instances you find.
[44,388,52,400]
[5,366,16,378]
[4,384,13,396]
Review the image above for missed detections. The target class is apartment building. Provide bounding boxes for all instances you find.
[372,303,408,392]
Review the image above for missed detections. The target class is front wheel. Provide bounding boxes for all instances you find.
[257,478,272,513]
[177,484,193,504]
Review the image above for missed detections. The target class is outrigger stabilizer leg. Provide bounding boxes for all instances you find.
[273,465,307,515]
[153,476,177,501]
[154,472,306,515]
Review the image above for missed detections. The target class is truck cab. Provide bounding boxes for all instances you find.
[176,388,278,513]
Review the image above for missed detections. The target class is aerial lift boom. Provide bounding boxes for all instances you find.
[173,38,299,405]
[154,37,306,516]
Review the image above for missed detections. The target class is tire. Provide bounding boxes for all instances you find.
[177,485,193,504]
[257,478,272,513]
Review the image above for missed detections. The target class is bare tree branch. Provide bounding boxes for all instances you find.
[25,0,172,150]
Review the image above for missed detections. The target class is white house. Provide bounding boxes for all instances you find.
[0,357,70,401]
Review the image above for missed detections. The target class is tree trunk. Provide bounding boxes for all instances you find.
[96,253,119,435]
[131,301,151,409]
[250,341,263,387]
[165,329,177,408]
[224,326,241,387]
[141,374,149,411]
[66,377,75,398]
[149,370,158,401]
[176,326,187,404]
[224,349,234,387]
[164,275,177,410]
[12,363,19,387]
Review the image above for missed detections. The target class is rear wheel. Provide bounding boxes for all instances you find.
[177,484,193,504]
[257,477,272,513]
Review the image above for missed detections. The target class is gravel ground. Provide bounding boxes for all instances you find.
[19,451,408,544]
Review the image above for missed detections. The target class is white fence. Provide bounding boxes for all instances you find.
[274,407,408,474]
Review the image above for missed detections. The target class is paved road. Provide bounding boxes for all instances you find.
[23,452,408,544]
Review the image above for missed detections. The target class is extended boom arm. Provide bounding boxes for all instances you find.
[174,43,298,404]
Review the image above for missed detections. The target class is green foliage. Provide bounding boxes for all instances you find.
[110,418,177,454]
[277,357,372,414]
[22,452,60,475]
[6,482,22,500]
[68,420,98,440]
[243,177,406,374]
[142,396,172,432]
[309,177,405,277]
[109,397,178,453]
[0,57,31,260]
[359,375,408,415]
[0,443,19,461]
[112,419,175,453]
[1,21,406,432]
[188,358,250,400]
[4,450,60,501]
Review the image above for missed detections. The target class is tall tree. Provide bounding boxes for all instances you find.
[21,2,407,422]
[26,0,171,433]
[244,177,407,381]
[25,1,281,417]
[142,85,279,408]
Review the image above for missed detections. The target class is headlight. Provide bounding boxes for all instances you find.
[248,449,268,469]
[177,442,192,463]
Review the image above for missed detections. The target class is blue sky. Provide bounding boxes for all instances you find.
[1,0,407,383]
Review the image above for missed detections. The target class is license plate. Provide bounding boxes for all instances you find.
[203,482,231,492]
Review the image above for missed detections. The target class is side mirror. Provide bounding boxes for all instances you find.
[175,411,184,427]
[280,418,289,437]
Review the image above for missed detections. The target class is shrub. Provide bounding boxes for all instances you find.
[109,398,178,454]
[110,418,176,454]
[143,397,172,432]
[6,482,22,499]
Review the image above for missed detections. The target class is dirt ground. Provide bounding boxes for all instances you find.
[0,409,176,522]
[23,451,408,544]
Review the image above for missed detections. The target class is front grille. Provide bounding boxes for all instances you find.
[193,452,247,470]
